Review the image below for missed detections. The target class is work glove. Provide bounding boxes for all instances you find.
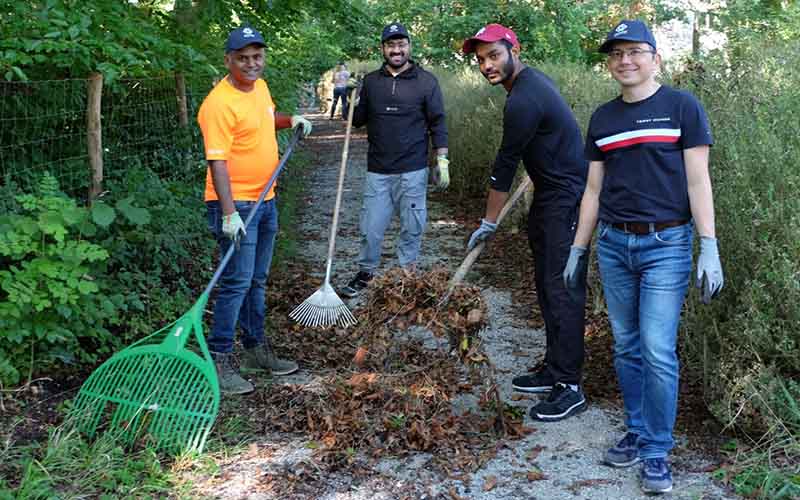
[429,155,450,191]
[696,236,724,304]
[222,211,246,243]
[562,245,588,302]
[467,219,498,251]
[291,115,312,137]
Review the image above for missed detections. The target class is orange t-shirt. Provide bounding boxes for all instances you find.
[198,77,278,201]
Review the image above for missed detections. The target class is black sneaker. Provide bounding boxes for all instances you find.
[512,367,554,393]
[340,271,374,298]
[529,383,587,421]
[640,457,673,494]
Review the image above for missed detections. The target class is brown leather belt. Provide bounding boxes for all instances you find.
[610,220,688,235]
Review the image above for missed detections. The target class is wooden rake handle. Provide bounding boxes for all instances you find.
[448,176,533,291]
[323,86,359,285]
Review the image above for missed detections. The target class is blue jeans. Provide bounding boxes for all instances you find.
[205,199,278,353]
[358,169,428,273]
[596,221,693,459]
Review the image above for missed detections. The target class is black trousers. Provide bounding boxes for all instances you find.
[527,199,586,385]
[330,87,348,118]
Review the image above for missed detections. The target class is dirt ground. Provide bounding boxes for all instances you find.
[180,111,740,500]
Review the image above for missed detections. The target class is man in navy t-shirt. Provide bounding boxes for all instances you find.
[462,24,589,422]
[563,20,724,494]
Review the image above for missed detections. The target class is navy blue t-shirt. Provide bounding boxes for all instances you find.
[491,67,587,206]
[585,85,713,222]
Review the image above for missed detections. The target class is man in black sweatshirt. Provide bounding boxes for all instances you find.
[341,22,449,298]
[463,24,589,421]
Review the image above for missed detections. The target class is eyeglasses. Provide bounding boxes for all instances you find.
[384,40,409,50]
[607,48,655,60]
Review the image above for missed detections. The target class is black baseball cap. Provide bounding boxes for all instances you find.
[599,20,657,53]
[225,26,266,53]
[381,22,410,42]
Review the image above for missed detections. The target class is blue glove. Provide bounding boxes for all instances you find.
[467,219,498,251]
[696,236,723,304]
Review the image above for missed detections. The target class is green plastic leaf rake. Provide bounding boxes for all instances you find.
[71,128,303,454]
[71,296,219,454]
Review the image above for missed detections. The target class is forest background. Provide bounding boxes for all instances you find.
[0,0,798,498]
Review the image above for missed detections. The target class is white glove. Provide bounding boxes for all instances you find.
[467,219,498,251]
[222,211,246,243]
[291,115,312,136]
[431,155,450,190]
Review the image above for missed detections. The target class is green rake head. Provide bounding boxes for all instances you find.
[71,293,220,454]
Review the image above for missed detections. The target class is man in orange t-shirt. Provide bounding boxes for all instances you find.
[198,25,312,395]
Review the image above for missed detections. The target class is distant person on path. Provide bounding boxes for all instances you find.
[198,25,313,395]
[462,24,589,422]
[330,62,351,119]
[564,20,723,494]
[340,22,449,298]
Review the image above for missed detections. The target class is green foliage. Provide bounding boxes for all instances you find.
[0,0,207,82]
[0,174,123,386]
[368,0,680,65]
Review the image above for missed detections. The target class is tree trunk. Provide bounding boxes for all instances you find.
[175,73,188,127]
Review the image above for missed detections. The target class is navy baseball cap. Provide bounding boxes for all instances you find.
[599,20,657,53]
[225,26,266,53]
[381,22,410,42]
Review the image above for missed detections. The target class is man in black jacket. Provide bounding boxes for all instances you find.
[463,24,589,421]
[341,22,449,297]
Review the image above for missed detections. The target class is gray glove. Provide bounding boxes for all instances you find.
[696,236,723,304]
[467,219,498,251]
[562,245,588,293]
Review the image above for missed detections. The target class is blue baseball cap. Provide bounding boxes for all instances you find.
[599,20,657,53]
[381,22,410,42]
[225,26,266,53]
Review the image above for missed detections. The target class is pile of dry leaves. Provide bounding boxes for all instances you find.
[260,267,533,471]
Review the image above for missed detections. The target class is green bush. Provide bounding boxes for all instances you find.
[0,174,123,386]
[678,41,800,440]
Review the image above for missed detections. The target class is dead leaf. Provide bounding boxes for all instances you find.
[527,470,546,481]
[482,475,498,491]
[467,308,482,324]
[526,445,545,461]
[353,346,368,367]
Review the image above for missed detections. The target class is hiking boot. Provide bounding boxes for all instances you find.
[240,340,299,376]
[512,366,554,393]
[529,383,587,421]
[340,271,374,298]
[640,457,673,494]
[211,352,254,395]
[604,432,641,467]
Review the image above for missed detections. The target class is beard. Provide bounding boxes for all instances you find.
[384,52,409,69]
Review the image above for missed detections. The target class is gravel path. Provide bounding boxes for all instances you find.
[190,111,737,500]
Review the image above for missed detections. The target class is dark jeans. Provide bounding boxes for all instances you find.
[205,199,278,353]
[330,86,348,119]
[528,199,586,385]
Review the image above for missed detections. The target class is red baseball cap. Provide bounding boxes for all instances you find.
[462,23,520,54]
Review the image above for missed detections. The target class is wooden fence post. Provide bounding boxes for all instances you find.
[175,72,188,127]
[87,72,103,202]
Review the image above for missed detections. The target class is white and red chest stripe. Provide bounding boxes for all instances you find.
[595,128,681,152]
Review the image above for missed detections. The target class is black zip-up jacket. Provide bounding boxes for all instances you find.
[352,62,448,174]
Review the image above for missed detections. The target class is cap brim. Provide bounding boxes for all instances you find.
[226,41,266,53]
[599,37,653,53]
[462,35,501,54]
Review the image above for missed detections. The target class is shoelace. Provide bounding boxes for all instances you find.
[618,432,639,449]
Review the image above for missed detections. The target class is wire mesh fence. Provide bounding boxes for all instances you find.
[0,74,214,198]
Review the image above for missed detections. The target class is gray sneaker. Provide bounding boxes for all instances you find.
[240,340,299,376]
[604,432,641,467]
[211,352,254,395]
[640,457,673,493]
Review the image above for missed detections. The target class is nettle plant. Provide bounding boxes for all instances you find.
[0,174,127,386]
